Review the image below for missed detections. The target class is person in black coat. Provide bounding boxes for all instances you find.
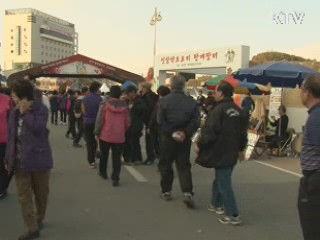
[147,86,171,160]
[123,86,147,165]
[157,75,200,208]
[73,87,89,147]
[196,81,247,225]
[266,105,289,149]
[141,83,159,165]
[49,90,59,125]
[65,89,77,139]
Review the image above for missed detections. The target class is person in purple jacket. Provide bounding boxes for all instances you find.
[82,81,102,168]
[5,79,53,240]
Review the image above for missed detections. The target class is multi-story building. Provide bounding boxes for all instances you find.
[4,8,78,71]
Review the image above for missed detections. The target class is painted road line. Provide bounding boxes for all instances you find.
[254,160,302,178]
[124,166,148,182]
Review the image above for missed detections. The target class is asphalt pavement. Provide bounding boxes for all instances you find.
[0,124,303,240]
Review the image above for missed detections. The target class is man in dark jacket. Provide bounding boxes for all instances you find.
[82,82,102,168]
[59,92,68,124]
[73,87,89,148]
[123,86,147,165]
[196,81,247,225]
[49,90,59,125]
[141,83,159,165]
[157,75,200,208]
[65,89,77,139]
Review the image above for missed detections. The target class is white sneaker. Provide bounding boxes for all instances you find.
[219,216,242,225]
[88,163,96,169]
[208,204,224,215]
[183,193,195,209]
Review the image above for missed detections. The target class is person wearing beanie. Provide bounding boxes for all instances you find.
[95,86,130,186]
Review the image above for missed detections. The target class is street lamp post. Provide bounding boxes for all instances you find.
[150,7,162,88]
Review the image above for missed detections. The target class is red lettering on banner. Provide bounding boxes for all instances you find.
[170,56,175,63]
[212,52,218,59]
[186,55,191,61]
[200,54,205,60]
[181,56,185,62]
[175,56,180,63]
[206,52,211,61]
[194,53,199,61]
[165,57,170,64]
[161,57,165,64]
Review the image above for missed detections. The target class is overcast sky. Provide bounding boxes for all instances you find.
[1,0,319,75]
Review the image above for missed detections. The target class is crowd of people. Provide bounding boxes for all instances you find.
[0,74,320,240]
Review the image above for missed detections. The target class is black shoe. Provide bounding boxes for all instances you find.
[122,161,131,166]
[18,230,40,240]
[73,143,82,148]
[98,172,108,180]
[133,161,143,166]
[143,159,154,165]
[0,190,8,200]
[112,180,119,187]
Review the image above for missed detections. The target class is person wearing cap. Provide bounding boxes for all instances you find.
[157,75,200,208]
[123,85,147,165]
[140,82,159,165]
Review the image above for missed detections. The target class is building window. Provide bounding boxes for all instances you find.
[11,43,13,47]
[11,50,14,53]
[50,54,52,57]
[11,29,13,32]
[24,28,27,31]
[41,52,44,56]
[11,36,13,40]
[42,60,44,63]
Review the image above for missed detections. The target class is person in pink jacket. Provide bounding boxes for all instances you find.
[95,86,130,186]
[0,85,12,199]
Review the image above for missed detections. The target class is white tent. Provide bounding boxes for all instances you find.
[100,83,110,93]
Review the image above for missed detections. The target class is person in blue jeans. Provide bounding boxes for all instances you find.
[196,81,248,225]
